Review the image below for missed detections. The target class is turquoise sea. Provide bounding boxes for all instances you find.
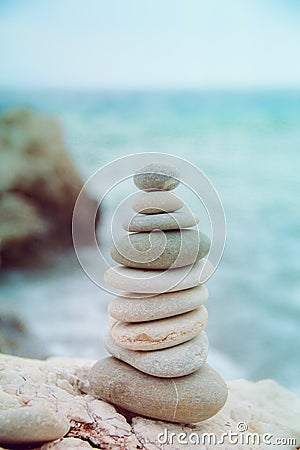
[1,90,300,393]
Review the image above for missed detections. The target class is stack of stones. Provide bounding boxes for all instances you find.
[89,163,228,424]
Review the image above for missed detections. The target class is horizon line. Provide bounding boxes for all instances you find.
[1,84,300,93]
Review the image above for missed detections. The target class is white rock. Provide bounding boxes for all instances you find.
[0,354,140,449]
[0,354,299,449]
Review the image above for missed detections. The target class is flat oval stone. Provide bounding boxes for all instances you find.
[0,407,70,445]
[111,230,210,270]
[110,306,208,351]
[132,191,183,214]
[89,357,228,423]
[108,285,208,322]
[123,210,199,232]
[104,259,213,294]
[104,332,209,377]
[134,163,180,191]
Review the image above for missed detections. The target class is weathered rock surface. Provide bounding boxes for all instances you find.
[0,108,99,267]
[0,354,299,449]
[110,306,208,351]
[40,437,94,448]
[133,163,180,191]
[108,285,208,322]
[104,331,209,377]
[0,354,140,449]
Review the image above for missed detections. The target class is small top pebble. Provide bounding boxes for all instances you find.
[133,163,180,191]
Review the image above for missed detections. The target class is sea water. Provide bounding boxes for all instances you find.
[0,90,299,393]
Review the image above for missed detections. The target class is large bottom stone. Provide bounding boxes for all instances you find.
[104,331,209,377]
[89,357,228,423]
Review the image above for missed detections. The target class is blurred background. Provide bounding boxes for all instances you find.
[0,0,299,394]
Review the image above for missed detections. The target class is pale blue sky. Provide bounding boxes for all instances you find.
[1,0,300,89]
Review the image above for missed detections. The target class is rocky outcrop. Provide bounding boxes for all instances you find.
[0,354,299,449]
[0,302,46,358]
[0,109,99,267]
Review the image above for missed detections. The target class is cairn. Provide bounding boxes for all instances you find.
[89,163,227,423]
